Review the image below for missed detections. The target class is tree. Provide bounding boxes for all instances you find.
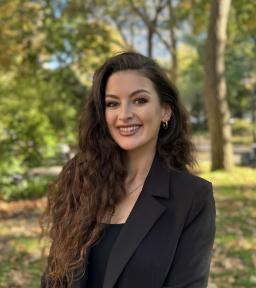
[128,0,166,58]
[226,0,256,120]
[0,0,113,198]
[204,0,233,170]
[84,0,188,83]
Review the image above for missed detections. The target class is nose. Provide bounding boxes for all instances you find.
[118,103,133,121]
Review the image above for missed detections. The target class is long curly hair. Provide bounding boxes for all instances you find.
[40,51,196,287]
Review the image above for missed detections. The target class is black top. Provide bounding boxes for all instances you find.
[84,223,124,288]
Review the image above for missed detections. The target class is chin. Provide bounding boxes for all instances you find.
[116,139,149,152]
[112,138,138,151]
[118,144,141,151]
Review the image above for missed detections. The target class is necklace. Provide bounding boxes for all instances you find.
[126,181,144,195]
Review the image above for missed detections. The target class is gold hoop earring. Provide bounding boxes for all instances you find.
[162,120,168,130]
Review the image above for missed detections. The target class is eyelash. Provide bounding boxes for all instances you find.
[105,98,148,108]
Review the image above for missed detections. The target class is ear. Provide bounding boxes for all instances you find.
[161,103,172,121]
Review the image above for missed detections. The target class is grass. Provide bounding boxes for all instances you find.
[0,199,47,288]
[0,163,256,287]
[197,162,256,288]
[0,236,43,288]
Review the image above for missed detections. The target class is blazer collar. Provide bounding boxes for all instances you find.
[102,152,171,288]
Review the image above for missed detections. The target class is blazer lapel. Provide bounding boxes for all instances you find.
[102,153,170,288]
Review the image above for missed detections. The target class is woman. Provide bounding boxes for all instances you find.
[41,52,216,288]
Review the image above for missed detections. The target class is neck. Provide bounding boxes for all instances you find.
[123,145,157,185]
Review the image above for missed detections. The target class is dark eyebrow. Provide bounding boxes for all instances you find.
[105,89,151,99]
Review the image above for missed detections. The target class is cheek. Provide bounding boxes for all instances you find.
[105,111,115,129]
[142,106,162,125]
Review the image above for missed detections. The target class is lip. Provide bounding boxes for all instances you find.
[116,124,142,128]
[117,124,142,136]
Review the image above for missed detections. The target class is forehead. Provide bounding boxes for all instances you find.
[105,70,155,94]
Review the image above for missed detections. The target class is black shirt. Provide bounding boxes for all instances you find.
[84,223,124,287]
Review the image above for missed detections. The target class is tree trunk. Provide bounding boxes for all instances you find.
[168,0,177,83]
[204,0,234,170]
[147,27,154,58]
[252,85,256,143]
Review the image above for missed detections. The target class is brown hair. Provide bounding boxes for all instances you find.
[40,51,196,287]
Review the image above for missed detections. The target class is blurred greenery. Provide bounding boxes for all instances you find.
[1,175,54,201]
[1,0,255,199]
[231,119,254,137]
[0,0,255,287]
[0,0,114,199]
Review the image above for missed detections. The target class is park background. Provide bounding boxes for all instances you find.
[0,0,255,287]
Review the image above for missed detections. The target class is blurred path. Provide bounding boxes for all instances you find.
[194,140,251,163]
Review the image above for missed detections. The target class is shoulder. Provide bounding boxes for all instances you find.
[167,168,214,216]
[162,167,216,231]
[168,167,212,193]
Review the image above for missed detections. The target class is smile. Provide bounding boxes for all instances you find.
[118,125,141,136]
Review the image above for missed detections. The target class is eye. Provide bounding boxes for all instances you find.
[134,97,148,105]
[105,101,119,108]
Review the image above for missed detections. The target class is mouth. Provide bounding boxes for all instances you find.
[117,125,142,136]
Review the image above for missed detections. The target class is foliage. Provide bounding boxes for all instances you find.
[231,118,253,136]
[177,44,204,113]
[225,0,256,118]
[0,0,114,197]
[175,0,256,121]
[0,67,84,197]
[0,0,255,193]
[0,175,54,201]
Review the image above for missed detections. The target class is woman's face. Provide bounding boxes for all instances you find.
[105,70,171,153]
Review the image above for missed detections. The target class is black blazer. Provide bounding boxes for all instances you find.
[42,153,216,288]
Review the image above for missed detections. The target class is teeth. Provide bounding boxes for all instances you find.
[119,125,140,132]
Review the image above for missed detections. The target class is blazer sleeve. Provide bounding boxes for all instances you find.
[162,182,216,288]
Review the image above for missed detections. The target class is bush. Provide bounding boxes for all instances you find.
[0,175,54,201]
[231,118,253,136]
